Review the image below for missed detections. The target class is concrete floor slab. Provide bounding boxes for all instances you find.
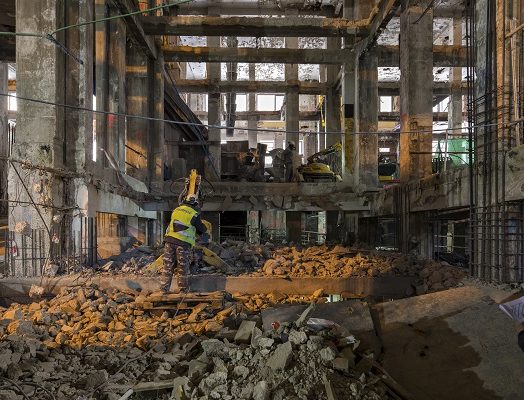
[373,285,524,400]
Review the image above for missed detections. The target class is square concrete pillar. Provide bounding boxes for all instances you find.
[286,211,302,244]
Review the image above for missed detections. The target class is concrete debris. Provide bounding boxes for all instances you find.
[0,282,389,399]
[189,243,465,296]
[93,245,161,275]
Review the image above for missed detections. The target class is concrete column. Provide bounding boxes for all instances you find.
[342,0,357,181]
[126,44,149,181]
[0,63,8,216]
[399,0,434,182]
[9,0,65,275]
[206,10,221,181]
[149,53,165,188]
[285,37,300,146]
[356,49,379,189]
[95,0,109,168]
[107,11,127,172]
[286,211,302,244]
[448,18,463,132]
[247,64,257,148]
[325,37,341,148]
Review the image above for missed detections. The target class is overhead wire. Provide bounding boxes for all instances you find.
[0,0,196,65]
[0,92,501,137]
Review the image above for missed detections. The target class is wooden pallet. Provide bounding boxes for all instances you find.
[135,291,225,311]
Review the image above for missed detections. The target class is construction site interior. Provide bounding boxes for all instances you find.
[0,0,524,399]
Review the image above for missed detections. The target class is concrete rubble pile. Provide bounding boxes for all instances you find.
[167,304,387,400]
[95,245,161,275]
[250,245,466,295]
[205,239,273,275]
[0,286,387,399]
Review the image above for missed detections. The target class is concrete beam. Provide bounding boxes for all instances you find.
[174,2,464,18]
[163,45,468,66]
[358,0,401,54]
[378,45,468,67]
[378,81,468,96]
[164,46,352,65]
[193,110,320,121]
[141,15,367,37]
[176,79,329,94]
[113,0,158,59]
[174,2,337,17]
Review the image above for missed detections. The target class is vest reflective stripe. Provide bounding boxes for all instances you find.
[165,205,198,246]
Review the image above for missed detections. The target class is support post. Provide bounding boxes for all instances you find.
[342,0,357,182]
[399,0,434,182]
[285,36,300,146]
[0,63,8,216]
[356,48,379,189]
[325,37,341,148]
[206,9,221,180]
[448,18,463,134]
[247,63,257,148]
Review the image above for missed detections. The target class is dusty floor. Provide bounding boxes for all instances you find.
[376,285,524,400]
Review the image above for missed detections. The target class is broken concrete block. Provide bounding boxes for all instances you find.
[84,370,108,389]
[2,309,22,321]
[232,365,250,380]
[267,342,292,371]
[257,337,275,349]
[201,339,230,359]
[188,359,209,381]
[333,357,349,373]
[171,376,190,400]
[319,347,337,363]
[234,320,256,344]
[250,326,263,348]
[288,329,308,345]
[253,380,270,400]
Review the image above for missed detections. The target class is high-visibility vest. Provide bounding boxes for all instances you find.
[165,205,198,246]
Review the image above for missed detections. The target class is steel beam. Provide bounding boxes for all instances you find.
[163,45,468,66]
[141,15,367,37]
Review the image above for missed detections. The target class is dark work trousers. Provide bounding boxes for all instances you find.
[161,242,191,292]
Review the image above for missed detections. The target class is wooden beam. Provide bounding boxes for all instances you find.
[141,15,368,37]
[163,45,468,66]
[113,0,158,59]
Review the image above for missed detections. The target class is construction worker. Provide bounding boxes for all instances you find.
[162,195,208,293]
[283,141,297,182]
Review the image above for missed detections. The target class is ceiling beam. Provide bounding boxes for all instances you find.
[173,2,463,18]
[113,0,158,59]
[378,45,467,68]
[378,81,468,96]
[141,15,367,37]
[163,46,353,64]
[163,45,468,67]
[174,2,337,17]
[177,79,468,96]
[193,110,321,121]
[358,0,401,55]
[176,80,329,94]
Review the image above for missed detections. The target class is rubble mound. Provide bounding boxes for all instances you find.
[165,306,387,400]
